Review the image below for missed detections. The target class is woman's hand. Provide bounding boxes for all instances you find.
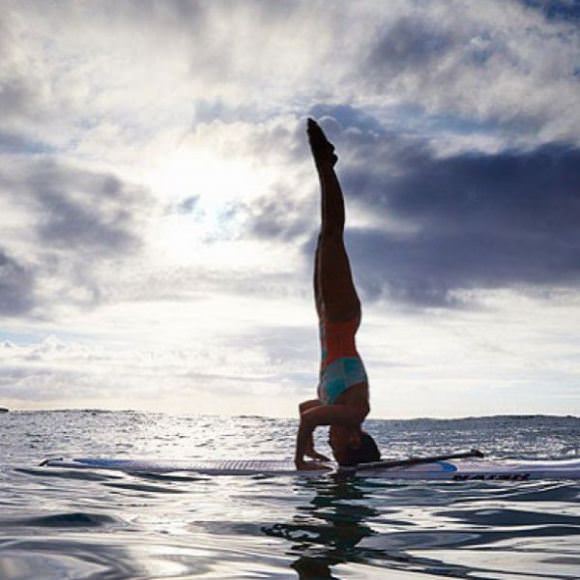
[295,459,332,471]
[305,435,330,461]
[305,448,331,462]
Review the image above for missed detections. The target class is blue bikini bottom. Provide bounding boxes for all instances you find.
[317,356,368,405]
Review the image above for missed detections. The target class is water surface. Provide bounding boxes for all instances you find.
[1,411,579,578]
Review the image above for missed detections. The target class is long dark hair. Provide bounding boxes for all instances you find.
[339,432,381,466]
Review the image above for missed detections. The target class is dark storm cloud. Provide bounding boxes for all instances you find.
[405,148,576,233]
[293,107,580,307]
[0,249,36,316]
[344,145,580,307]
[523,0,580,21]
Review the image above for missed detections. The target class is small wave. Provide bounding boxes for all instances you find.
[103,481,187,494]
[7,512,117,528]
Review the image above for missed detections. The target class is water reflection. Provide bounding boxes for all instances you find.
[263,475,580,579]
[263,475,378,578]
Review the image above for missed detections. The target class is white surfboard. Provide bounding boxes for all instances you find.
[40,456,580,480]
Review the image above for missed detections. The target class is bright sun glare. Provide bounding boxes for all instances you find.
[145,147,275,265]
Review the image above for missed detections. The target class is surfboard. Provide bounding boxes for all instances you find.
[40,456,580,480]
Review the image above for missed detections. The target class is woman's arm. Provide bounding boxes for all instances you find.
[294,404,364,468]
[298,399,330,462]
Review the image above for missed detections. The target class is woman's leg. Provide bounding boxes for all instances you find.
[314,235,323,319]
[308,120,360,321]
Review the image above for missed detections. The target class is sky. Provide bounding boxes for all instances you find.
[1,0,579,418]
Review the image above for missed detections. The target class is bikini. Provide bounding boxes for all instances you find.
[317,314,368,405]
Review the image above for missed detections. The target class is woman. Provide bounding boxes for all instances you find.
[294,119,381,470]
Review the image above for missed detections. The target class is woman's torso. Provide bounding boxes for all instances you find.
[318,314,369,411]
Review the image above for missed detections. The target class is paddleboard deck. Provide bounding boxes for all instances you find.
[40,457,580,480]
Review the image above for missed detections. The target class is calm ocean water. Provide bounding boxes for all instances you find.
[1,411,579,579]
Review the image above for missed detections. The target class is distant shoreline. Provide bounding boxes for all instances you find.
[4,408,579,422]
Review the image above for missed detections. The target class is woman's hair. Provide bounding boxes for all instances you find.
[339,432,381,466]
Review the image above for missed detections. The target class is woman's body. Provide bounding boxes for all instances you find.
[294,119,380,470]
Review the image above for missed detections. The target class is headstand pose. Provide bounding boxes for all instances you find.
[295,119,381,469]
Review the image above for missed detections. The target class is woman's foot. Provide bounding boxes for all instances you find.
[307,118,338,167]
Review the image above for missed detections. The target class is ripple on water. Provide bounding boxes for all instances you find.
[5,512,119,529]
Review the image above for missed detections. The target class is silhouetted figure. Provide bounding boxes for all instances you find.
[295,119,380,470]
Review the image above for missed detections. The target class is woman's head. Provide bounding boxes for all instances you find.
[329,426,381,466]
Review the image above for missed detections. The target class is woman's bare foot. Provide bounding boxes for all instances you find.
[307,118,338,167]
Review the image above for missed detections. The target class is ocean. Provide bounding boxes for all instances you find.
[1,411,579,579]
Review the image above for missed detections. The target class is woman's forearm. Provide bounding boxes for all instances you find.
[294,419,315,467]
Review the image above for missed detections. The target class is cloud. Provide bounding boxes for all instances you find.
[356,1,580,144]
[523,0,580,21]
[308,104,387,137]
[0,331,309,408]
[176,196,199,214]
[26,161,143,254]
[0,0,579,415]
[368,15,453,76]
[0,13,34,120]
[0,249,36,316]
[1,158,151,256]
[161,115,317,246]
[3,0,578,159]
[0,130,51,154]
[0,158,154,317]
[243,185,312,242]
[0,8,60,133]
[332,125,580,306]
[210,105,580,308]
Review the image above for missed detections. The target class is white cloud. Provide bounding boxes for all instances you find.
[0,0,579,416]
[354,0,580,145]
